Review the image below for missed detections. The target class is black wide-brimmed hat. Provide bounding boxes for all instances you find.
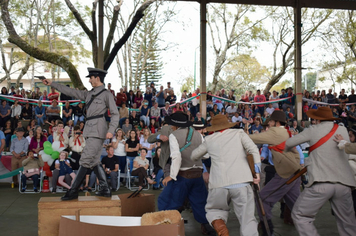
[165,111,193,127]
[192,120,206,130]
[86,67,108,78]
[269,110,286,123]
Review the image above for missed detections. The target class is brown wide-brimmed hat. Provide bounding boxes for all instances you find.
[206,114,237,132]
[306,107,340,121]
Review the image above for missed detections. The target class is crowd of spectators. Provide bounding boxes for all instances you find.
[3,80,356,192]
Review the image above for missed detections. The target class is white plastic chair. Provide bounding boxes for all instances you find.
[18,169,43,194]
[126,158,149,191]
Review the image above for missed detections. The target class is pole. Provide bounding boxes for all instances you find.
[194,46,199,90]
[294,0,302,121]
[200,0,207,119]
[98,0,104,69]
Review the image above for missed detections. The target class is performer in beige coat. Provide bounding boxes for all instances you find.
[286,107,356,236]
[191,115,261,236]
[249,110,301,236]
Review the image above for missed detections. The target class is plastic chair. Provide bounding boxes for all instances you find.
[18,169,43,194]
[126,158,149,191]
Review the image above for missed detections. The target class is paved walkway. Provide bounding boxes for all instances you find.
[0,183,341,236]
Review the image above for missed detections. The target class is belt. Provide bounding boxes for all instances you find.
[178,168,202,179]
[86,113,105,121]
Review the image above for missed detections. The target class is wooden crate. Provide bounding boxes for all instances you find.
[38,196,121,236]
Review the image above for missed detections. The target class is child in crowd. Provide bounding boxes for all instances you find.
[55,151,76,190]
[53,120,69,149]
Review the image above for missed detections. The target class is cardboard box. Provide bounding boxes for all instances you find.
[59,215,185,236]
[118,193,155,216]
[38,196,121,236]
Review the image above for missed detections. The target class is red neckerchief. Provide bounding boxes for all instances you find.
[218,129,227,133]
[59,134,65,148]
[268,127,292,153]
[74,137,81,146]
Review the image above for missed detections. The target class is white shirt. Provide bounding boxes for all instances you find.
[112,137,126,156]
[139,135,153,158]
[11,105,21,117]
[169,131,205,181]
[266,107,275,115]
[226,106,237,115]
[232,115,242,123]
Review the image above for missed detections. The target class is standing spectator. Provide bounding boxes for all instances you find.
[39,90,49,101]
[102,145,120,191]
[107,83,115,98]
[33,87,41,100]
[349,89,356,104]
[62,101,73,126]
[46,100,61,123]
[254,89,266,116]
[134,90,143,108]
[191,88,200,118]
[282,87,296,113]
[29,126,47,154]
[10,99,21,129]
[73,102,85,126]
[166,90,177,105]
[8,86,15,95]
[21,102,32,120]
[3,120,12,151]
[161,101,172,120]
[59,85,72,101]
[111,128,126,184]
[156,86,167,108]
[35,100,46,126]
[339,89,348,103]
[10,127,29,187]
[227,89,236,101]
[118,103,129,128]
[20,150,44,192]
[1,87,8,97]
[116,88,127,107]
[150,82,157,96]
[13,89,23,98]
[140,100,150,127]
[270,90,279,109]
[127,90,135,108]
[326,89,336,104]
[166,82,173,94]
[144,87,153,108]
[48,87,59,101]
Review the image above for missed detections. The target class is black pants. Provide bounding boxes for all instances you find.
[131,167,148,187]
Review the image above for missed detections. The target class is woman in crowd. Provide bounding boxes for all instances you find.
[21,150,44,192]
[125,130,140,173]
[270,90,279,109]
[62,101,73,126]
[29,126,47,154]
[112,128,126,184]
[129,110,140,128]
[26,129,33,144]
[152,147,164,190]
[39,90,48,101]
[35,100,46,126]
[73,102,85,126]
[173,103,183,113]
[26,119,37,134]
[150,102,161,126]
[144,87,153,108]
[10,99,21,129]
[122,118,132,138]
[241,110,253,133]
[127,90,135,108]
[149,118,157,134]
[131,148,156,190]
[139,128,155,165]
[135,90,143,108]
[140,99,150,127]
[212,104,220,116]
[3,120,13,151]
[212,90,223,111]
[161,101,172,119]
[64,120,74,138]
[21,102,32,120]
[320,90,327,103]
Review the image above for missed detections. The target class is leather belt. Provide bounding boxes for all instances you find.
[178,168,202,179]
[86,113,105,121]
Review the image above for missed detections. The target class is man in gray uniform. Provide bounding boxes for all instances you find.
[42,68,120,200]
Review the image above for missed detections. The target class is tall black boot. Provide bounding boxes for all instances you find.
[260,219,274,236]
[61,166,88,201]
[93,164,111,197]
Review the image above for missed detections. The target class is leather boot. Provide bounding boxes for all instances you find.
[211,219,229,236]
[93,164,111,197]
[260,220,274,236]
[61,166,88,201]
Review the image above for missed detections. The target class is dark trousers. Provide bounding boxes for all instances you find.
[52,169,71,189]
[158,175,209,224]
[116,155,126,182]
[21,174,39,189]
[0,115,10,129]
[131,167,148,187]
[5,134,11,148]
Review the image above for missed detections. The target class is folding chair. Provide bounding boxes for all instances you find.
[96,169,121,191]
[18,169,43,194]
[126,158,149,191]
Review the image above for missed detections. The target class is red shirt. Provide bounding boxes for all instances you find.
[48,92,59,101]
[116,92,127,106]
[254,94,266,107]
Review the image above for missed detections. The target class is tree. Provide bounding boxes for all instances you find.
[1,0,155,89]
[180,75,194,95]
[264,7,332,92]
[207,3,269,93]
[301,72,317,92]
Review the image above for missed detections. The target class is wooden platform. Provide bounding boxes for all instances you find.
[38,196,121,236]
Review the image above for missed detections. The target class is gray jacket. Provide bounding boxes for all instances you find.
[147,125,173,169]
[51,83,119,139]
[286,122,356,188]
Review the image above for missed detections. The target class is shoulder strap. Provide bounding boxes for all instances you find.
[308,123,338,154]
[84,89,106,115]
[179,127,194,152]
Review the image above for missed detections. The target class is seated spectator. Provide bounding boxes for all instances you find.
[139,128,155,164]
[152,147,164,190]
[69,125,85,171]
[26,119,37,134]
[111,129,126,184]
[150,102,161,125]
[21,150,44,192]
[140,100,150,127]
[10,99,21,129]
[290,119,304,133]
[64,120,74,138]
[0,98,11,129]
[21,102,32,120]
[135,90,143,108]
[46,100,61,123]
[251,119,263,134]
[155,86,167,107]
[131,148,155,190]
[35,100,46,126]
[241,111,253,133]
[265,103,275,116]
[161,101,172,120]
[127,90,136,108]
[73,102,85,126]
[119,103,129,128]
[29,126,47,154]
[149,118,157,134]
[194,112,206,125]
[122,118,132,138]
[231,111,242,125]
[212,104,220,116]
[10,127,29,187]
[102,145,120,190]
[53,121,69,149]
[26,129,33,144]
[129,110,140,128]
[3,120,13,151]
[78,121,85,132]
[54,151,76,190]
[165,90,177,104]
[348,105,356,127]
[62,101,73,126]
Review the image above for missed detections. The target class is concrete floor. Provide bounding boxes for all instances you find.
[0,183,341,236]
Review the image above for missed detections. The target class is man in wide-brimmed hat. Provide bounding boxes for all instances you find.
[157,111,215,235]
[249,110,301,236]
[191,114,261,236]
[286,106,356,236]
